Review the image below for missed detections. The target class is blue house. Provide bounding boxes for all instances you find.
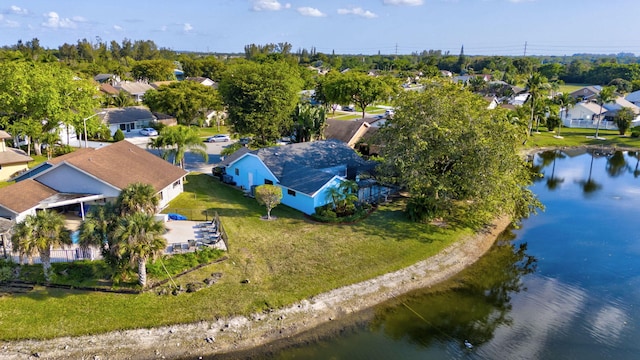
[220,140,374,215]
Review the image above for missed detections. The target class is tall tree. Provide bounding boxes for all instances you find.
[148,125,208,169]
[524,73,549,143]
[593,86,616,139]
[292,103,326,142]
[219,60,303,145]
[112,212,166,288]
[143,81,222,125]
[131,59,175,82]
[116,182,159,216]
[11,210,71,282]
[322,71,395,118]
[377,81,541,228]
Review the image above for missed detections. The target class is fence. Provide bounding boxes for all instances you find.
[8,247,100,264]
[163,208,216,222]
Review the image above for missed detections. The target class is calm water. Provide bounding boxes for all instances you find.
[263,149,640,360]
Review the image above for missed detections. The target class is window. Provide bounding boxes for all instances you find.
[265,179,273,185]
[173,180,181,188]
[287,189,296,197]
[235,168,239,176]
[120,124,126,130]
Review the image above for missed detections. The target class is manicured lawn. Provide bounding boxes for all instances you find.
[0,174,466,340]
[557,83,592,94]
[525,127,640,149]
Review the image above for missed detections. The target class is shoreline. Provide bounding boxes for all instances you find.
[0,215,511,360]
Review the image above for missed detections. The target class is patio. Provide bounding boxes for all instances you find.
[163,220,227,253]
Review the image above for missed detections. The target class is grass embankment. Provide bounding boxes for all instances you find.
[0,174,467,340]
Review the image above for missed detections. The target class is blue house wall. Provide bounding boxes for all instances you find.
[227,154,277,192]
[280,176,342,215]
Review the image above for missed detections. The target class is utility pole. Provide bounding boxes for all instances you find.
[524,41,528,57]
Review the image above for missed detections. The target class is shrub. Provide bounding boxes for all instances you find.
[54,144,74,157]
[113,129,125,142]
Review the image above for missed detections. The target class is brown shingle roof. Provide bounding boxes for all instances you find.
[0,147,32,165]
[58,140,187,191]
[0,179,58,214]
[324,119,370,146]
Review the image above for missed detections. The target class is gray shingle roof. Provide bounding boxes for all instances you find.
[252,139,367,180]
[104,106,155,125]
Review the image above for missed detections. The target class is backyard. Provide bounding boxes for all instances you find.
[0,173,466,340]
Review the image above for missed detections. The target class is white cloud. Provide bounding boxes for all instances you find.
[183,23,193,32]
[297,7,325,17]
[113,25,123,31]
[72,16,87,22]
[9,5,28,15]
[383,0,423,5]
[251,0,291,11]
[337,7,377,18]
[160,25,168,32]
[41,12,77,29]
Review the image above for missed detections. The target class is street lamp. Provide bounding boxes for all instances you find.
[83,111,107,148]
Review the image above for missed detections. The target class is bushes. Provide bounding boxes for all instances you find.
[146,247,224,280]
[113,129,125,142]
[312,203,372,223]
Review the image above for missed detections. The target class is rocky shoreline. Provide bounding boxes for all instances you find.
[0,216,511,360]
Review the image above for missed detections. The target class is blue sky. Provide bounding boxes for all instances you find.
[1,0,640,56]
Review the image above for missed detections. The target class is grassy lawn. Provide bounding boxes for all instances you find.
[524,127,640,149]
[2,127,639,341]
[557,83,592,94]
[0,174,466,340]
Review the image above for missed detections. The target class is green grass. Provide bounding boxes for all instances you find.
[557,83,592,94]
[0,174,466,340]
[3,127,639,340]
[525,127,640,149]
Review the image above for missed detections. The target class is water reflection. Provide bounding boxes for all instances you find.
[370,230,537,351]
[266,150,640,360]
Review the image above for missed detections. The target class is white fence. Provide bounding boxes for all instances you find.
[7,247,100,264]
[564,119,640,130]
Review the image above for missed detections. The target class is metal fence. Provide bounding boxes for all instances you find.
[8,247,100,264]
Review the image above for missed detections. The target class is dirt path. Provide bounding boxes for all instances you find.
[0,216,511,360]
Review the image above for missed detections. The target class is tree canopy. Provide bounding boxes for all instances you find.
[143,81,222,125]
[320,71,396,118]
[218,60,303,145]
[377,81,541,228]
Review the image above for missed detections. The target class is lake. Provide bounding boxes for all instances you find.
[261,148,640,359]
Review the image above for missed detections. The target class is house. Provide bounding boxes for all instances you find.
[219,140,374,215]
[601,97,640,119]
[0,140,188,222]
[94,73,121,84]
[484,96,500,110]
[103,106,156,135]
[625,90,640,105]
[0,130,33,181]
[569,86,602,101]
[186,77,217,88]
[113,81,155,102]
[564,101,604,126]
[324,119,372,148]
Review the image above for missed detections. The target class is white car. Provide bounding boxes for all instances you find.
[207,134,231,142]
[139,128,158,136]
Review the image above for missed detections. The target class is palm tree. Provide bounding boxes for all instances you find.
[150,125,208,169]
[593,86,616,139]
[116,183,159,216]
[524,73,549,144]
[112,212,167,288]
[554,92,575,138]
[78,202,118,254]
[11,210,71,282]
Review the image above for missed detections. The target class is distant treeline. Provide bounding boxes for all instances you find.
[3,38,640,90]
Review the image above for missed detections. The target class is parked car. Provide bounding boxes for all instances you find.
[343,105,355,112]
[385,109,395,118]
[239,137,252,145]
[139,128,158,136]
[207,134,231,142]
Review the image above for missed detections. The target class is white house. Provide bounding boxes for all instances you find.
[0,140,188,222]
